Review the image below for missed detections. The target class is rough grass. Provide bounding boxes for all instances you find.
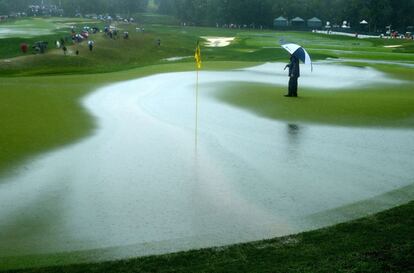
[3,201,413,273]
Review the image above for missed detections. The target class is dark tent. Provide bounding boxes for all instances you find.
[307,17,322,28]
[274,16,288,27]
[291,17,305,27]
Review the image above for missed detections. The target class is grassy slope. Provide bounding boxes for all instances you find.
[1,24,341,76]
[0,18,96,58]
[4,201,413,273]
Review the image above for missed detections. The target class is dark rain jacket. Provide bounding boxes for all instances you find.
[286,55,300,78]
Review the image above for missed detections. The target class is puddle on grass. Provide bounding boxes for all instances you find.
[0,63,413,269]
[0,28,56,39]
[322,57,414,68]
[0,19,70,39]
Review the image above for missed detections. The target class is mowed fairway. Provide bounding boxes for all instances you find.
[0,17,414,271]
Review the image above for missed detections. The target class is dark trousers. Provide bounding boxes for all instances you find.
[288,77,298,97]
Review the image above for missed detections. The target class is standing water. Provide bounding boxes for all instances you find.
[0,63,413,269]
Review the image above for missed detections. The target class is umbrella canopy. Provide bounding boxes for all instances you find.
[281,43,312,70]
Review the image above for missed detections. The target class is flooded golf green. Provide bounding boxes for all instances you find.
[0,18,92,39]
[0,63,413,270]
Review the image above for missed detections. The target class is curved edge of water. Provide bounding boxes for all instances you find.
[1,183,413,271]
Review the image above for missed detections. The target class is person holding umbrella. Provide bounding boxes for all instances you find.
[281,43,312,98]
[88,40,94,51]
[284,54,300,97]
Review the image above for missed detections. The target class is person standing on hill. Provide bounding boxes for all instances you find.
[284,54,300,97]
[20,43,28,53]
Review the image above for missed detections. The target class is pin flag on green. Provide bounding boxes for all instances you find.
[195,40,201,69]
[194,40,201,151]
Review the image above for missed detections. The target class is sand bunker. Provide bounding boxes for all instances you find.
[201,36,235,47]
[163,56,192,62]
[383,45,403,48]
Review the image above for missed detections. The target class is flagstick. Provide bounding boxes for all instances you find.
[195,68,199,152]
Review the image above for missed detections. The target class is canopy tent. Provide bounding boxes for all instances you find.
[274,16,288,27]
[291,17,305,27]
[307,17,322,28]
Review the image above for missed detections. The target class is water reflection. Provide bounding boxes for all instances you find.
[287,124,301,139]
[285,123,303,160]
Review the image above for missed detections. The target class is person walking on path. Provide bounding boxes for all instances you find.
[284,54,300,97]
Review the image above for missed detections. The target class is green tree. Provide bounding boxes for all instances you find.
[0,0,10,14]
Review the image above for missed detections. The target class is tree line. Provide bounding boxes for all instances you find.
[1,0,413,31]
[156,0,414,31]
[0,0,148,16]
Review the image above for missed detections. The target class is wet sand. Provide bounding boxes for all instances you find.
[0,63,413,269]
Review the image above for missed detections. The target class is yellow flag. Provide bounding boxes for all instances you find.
[195,41,201,69]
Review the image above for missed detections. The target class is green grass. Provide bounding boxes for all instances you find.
[3,201,413,273]
[0,61,257,175]
[133,12,180,25]
[0,17,101,59]
[8,23,414,77]
[0,76,94,174]
[1,60,413,175]
[1,18,413,176]
[212,82,414,128]
[0,18,413,272]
